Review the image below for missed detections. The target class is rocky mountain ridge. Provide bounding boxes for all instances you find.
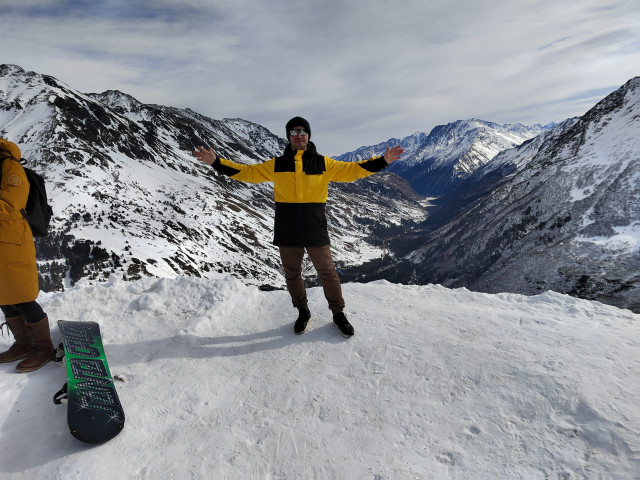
[338,119,552,196]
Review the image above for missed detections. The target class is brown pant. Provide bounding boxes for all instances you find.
[279,245,345,313]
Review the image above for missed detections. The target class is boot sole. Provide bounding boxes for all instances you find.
[333,322,355,338]
[16,358,51,373]
[0,353,29,363]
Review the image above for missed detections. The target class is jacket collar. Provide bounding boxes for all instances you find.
[283,140,319,158]
[275,141,325,174]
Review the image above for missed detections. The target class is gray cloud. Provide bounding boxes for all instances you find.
[3,0,640,154]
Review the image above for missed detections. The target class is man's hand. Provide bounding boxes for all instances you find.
[383,145,404,164]
[193,146,217,166]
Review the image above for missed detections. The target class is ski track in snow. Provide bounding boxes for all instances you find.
[0,277,638,479]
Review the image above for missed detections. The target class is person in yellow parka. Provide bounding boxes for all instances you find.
[0,139,54,372]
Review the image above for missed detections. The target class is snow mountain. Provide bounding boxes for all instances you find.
[0,64,426,292]
[1,63,638,313]
[347,78,640,312]
[337,119,550,196]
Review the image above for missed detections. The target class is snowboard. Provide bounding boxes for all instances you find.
[54,320,125,443]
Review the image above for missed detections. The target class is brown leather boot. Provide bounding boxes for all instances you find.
[16,317,54,373]
[0,315,31,363]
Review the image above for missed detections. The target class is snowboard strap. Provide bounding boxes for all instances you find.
[52,343,65,363]
[53,383,68,405]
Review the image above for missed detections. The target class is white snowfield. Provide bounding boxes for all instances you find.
[0,277,638,479]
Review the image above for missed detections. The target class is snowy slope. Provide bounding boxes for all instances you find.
[0,277,638,479]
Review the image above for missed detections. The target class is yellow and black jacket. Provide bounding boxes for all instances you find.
[211,141,388,247]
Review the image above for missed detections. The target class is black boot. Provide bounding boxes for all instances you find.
[294,307,312,334]
[333,312,355,337]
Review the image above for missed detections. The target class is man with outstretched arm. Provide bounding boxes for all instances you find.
[194,116,403,337]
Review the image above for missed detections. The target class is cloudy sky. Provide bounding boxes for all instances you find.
[3,0,640,155]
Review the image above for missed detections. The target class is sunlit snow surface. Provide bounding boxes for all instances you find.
[1,277,638,479]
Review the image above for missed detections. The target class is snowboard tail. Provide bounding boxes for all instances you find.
[57,320,125,443]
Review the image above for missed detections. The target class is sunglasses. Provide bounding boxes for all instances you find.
[289,129,308,137]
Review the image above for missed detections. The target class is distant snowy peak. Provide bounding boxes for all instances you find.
[479,117,579,177]
[545,76,640,163]
[336,131,427,162]
[337,119,547,196]
[407,118,547,169]
[0,64,97,112]
[90,90,145,114]
[584,77,640,122]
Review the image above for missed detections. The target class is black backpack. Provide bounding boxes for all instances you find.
[19,162,53,236]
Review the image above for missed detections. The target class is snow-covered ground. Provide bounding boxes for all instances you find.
[0,277,638,479]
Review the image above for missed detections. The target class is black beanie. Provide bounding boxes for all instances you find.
[286,116,311,139]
